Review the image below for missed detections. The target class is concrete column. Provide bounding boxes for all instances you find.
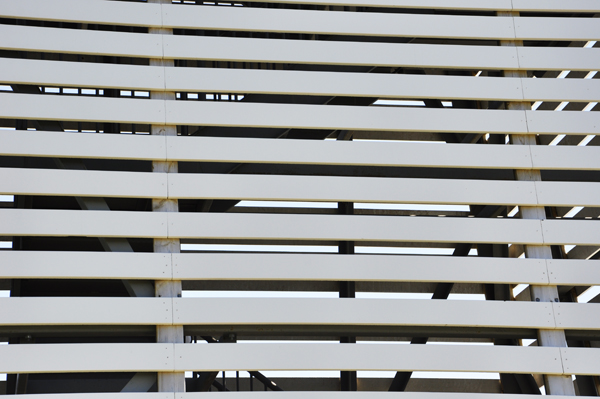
[499,10,575,396]
[149,0,185,392]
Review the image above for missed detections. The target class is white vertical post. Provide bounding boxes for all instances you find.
[149,0,185,393]
[499,10,575,397]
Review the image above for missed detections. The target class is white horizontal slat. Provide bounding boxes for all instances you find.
[542,220,600,246]
[0,93,164,125]
[0,209,168,238]
[512,0,600,12]
[174,298,555,329]
[166,66,526,102]
[514,17,600,41]
[168,213,545,244]
[0,25,162,58]
[0,0,162,27]
[0,209,545,244]
[521,77,600,103]
[165,101,528,134]
[173,253,549,284]
[0,58,522,101]
[518,46,600,72]
[534,181,600,207]
[4,58,600,103]
[176,0,599,13]
[526,110,600,136]
[181,394,600,399]
[0,343,173,374]
[1,93,529,134]
[0,168,168,198]
[0,251,549,284]
[163,35,520,70]
[5,92,599,136]
[0,298,172,326]
[561,347,600,376]
[553,303,600,330]
[170,174,599,207]
[0,343,583,376]
[10,394,598,399]
[2,132,597,172]
[0,58,165,91]
[8,394,171,399]
[169,6,600,42]
[0,24,525,70]
[167,136,534,169]
[174,343,563,374]
[162,5,516,40]
[169,174,538,206]
[0,130,166,161]
[0,251,171,280]
[547,259,600,286]
[530,145,600,171]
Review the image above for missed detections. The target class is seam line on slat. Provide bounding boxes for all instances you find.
[170,253,175,282]
[170,297,176,326]
[558,347,568,376]
[543,259,552,285]
[549,301,560,330]
[538,219,547,245]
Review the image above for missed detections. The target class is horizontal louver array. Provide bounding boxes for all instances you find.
[0,0,599,397]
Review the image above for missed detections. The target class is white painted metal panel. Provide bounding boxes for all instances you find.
[167,137,534,169]
[0,0,162,27]
[0,209,168,238]
[178,0,501,11]
[1,132,538,170]
[0,251,171,280]
[0,297,172,325]
[561,347,600,376]
[14,394,172,399]
[173,253,549,284]
[542,220,600,246]
[534,181,600,207]
[174,343,564,374]
[163,36,520,70]
[166,101,527,134]
[512,0,600,12]
[518,46,600,72]
[13,394,589,399]
[0,25,162,58]
[0,344,173,374]
[526,110,600,136]
[162,5,515,40]
[0,168,168,199]
[0,130,166,161]
[0,58,165,91]
[165,67,525,101]
[168,213,545,244]
[553,303,600,330]
[213,0,598,12]
[521,77,600,102]
[168,174,538,205]
[547,259,600,286]
[514,17,600,41]
[4,57,598,103]
[174,298,555,329]
[181,394,599,399]
[530,145,600,171]
[0,93,165,125]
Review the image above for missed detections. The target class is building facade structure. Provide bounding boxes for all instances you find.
[0,0,600,397]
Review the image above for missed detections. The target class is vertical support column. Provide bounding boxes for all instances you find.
[149,1,185,393]
[499,11,575,396]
